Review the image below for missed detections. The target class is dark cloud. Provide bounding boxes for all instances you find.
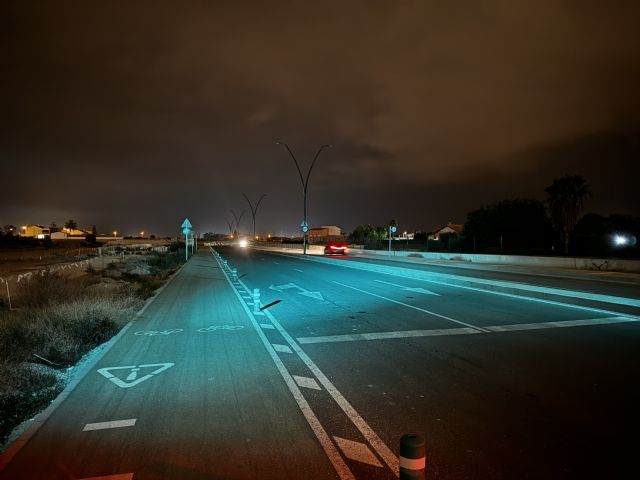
[1,1,638,236]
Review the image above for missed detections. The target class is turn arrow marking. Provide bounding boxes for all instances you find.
[374,279,440,296]
[269,283,325,301]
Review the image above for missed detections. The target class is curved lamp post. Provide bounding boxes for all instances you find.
[243,193,267,240]
[276,141,332,254]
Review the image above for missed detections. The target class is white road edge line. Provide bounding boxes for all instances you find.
[332,280,489,333]
[210,249,356,480]
[83,419,136,431]
[259,295,399,473]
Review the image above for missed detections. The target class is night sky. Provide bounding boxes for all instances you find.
[2,1,639,237]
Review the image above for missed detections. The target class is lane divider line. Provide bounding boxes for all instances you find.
[297,327,481,344]
[83,419,137,431]
[484,316,638,332]
[210,248,356,480]
[332,280,490,333]
[260,296,400,473]
[215,248,399,476]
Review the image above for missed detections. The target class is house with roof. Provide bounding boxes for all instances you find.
[428,222,464,240]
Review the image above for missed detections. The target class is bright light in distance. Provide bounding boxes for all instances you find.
[614,235,628,246]
[239,239,248,248]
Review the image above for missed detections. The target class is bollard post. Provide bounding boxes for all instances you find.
[232,268,238,281]
[223,260,228,270]
[400,433,426,480]
[253,288,260,313]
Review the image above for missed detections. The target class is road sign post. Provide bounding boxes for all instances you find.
[301,221,309,254]
[181,218,192,261]
[389,225,397,255]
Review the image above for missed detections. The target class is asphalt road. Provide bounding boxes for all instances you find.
[2,246,639,479]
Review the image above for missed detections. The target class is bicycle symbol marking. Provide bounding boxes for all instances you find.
[197,325,246,333]
[134,329,184,336]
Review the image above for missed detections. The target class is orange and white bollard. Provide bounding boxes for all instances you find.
[400,433,426,479]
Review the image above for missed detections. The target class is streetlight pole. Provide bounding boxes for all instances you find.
[242,193,267,241]
[230,209,246,238]
[276,141,332,255]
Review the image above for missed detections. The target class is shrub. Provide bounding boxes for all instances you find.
[0,362,63,443]
[15,271,87,308]
[0,295,140,366]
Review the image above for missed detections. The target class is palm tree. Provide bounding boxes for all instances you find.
[545,174,591,255]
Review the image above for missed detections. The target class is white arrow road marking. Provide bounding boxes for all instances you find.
[333,436,383,467]
[374,279,440,296]
[269,283,325,301]
[83,419,136,431]
[97,363,174,388]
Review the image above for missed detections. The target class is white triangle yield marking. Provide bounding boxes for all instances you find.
[97,363,174,388]
[333,436,383,467]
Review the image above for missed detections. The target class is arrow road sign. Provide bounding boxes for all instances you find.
[269,283,324,301]
[181,218,192,229]
[374,280,440,296]
[97,363,175,388]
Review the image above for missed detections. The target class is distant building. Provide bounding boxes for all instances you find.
[51,227,88,239]
[20,225,50,239]
[428,222,464,240]
[307,225,342,238]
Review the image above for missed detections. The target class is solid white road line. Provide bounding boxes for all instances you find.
[260,307,401,474]
[485,316,638,332]
[211,249,356,480]
[296,317,639,345]
[332,280,489,332]
[297,327,480,344]
[83,419,136,431]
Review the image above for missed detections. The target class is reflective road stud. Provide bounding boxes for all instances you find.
[253,288,261,312]
[400,433,426,479]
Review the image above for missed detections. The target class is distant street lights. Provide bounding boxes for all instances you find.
[242,193,266,241]
[276,141,332,254]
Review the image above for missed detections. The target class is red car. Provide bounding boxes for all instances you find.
[324,242,348,255]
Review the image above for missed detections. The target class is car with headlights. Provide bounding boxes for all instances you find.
[324,242,348,255]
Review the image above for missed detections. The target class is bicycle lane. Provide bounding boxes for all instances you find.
[0,251,340,480]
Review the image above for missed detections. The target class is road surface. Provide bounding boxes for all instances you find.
[2,246,639,479]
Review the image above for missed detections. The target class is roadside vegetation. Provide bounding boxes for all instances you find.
[0,250,183,446]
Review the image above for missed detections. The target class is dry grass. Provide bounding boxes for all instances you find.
[0,252,181,445]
